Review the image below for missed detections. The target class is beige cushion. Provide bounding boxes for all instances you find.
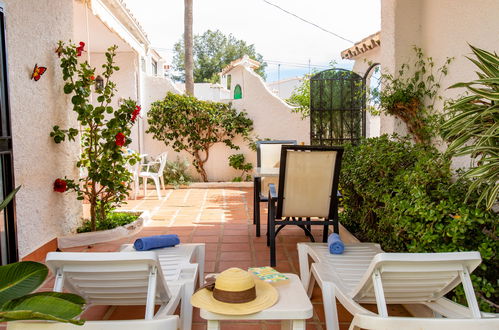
[281,150,337,218]
[260,144,284,169]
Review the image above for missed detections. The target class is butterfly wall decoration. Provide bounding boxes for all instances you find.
[31,64,47,81]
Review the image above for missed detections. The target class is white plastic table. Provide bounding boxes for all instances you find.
[255,167,280,177]
[199,273,313,330]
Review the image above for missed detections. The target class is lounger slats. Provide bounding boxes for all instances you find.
[298,242,497,329]
[70,279,152,287]
[46,245,204,330]
[352,253,482,303]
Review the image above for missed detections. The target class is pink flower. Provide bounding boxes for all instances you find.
[76,41,85,57]
[54,179,67,193]
[131,105,141,122]
[115,132,126,147]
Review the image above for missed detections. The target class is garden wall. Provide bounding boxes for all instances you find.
[266,77,303,100]
[5,0,82,258]
[380,0,499,167]
[142,64,310,182]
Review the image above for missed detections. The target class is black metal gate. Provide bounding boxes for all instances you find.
[310,69,365,145]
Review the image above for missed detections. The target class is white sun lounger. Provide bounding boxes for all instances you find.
[119,243,205,330]
[43,252,191,329]
[8,317,178,330]
[297,242,499,330]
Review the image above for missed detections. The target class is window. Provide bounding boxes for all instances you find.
[151,59,158,75]
[141,57,146,72]
[234,84,242,99]
[226,75,232,90]
[0,6,17,265]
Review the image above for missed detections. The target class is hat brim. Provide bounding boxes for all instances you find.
[191,278,279,315]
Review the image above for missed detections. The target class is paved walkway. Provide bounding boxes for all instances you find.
[50,187,409,329]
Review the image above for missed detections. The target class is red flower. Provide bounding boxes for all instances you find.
[54,179,67,193]
[115,132,126,147]
[131,105,141,122]
[76,41,85,57]
[90,75,95,81]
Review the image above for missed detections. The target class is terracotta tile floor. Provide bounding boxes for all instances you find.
[44,187,411,329]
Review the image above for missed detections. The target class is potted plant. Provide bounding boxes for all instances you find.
[51,41,147,248]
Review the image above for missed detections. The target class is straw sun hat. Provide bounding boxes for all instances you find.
[191,267,279,315]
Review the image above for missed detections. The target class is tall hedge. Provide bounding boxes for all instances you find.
[340,135,498,312]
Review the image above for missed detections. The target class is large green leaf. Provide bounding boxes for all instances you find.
[2,292,86,307]
[467,86,499,101]
[0,310,84,325]
[0,185,21,212]
[0,262,48,306]
[1,293,84,321]
[442,45,499,209]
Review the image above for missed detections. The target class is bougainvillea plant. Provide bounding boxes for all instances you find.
[51,41,139,231]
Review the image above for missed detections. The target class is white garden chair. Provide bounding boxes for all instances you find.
[8,317,178,330]
[139,152,168,198]
[43,250,201,330]
[297,243,499,330]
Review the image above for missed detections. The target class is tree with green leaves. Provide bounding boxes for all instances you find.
[286,74,311,118]
[172,29,267,83]
[147,92,253,182]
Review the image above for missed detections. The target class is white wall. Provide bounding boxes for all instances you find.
[141,75,187,159]
[5,0,81,258]
[176,83,230,102]
[380,0,499,166]
[90,52,138,109]
[419,0,499,110]
[380,0,422,137]
[266,77,303,100]
[207,65,309,182]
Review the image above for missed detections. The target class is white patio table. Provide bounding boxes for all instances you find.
[199,273,313,330]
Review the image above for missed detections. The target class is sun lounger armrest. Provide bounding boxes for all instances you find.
[268,183,278,201]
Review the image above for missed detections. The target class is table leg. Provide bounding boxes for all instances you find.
[207,320,221,330]
[195,245,205,287]
[281,320,306,330]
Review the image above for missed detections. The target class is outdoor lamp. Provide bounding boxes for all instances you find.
[95,75,104,91]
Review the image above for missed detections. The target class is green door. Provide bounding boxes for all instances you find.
[234,84,242,99]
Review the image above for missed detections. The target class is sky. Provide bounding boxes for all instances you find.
[122,0,380,82]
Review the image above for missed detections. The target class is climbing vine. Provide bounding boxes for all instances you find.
[370,47,453,144]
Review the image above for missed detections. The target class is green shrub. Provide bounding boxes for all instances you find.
[163,158,193,188]
[77,212,140,233]
[228,153,253,182]
[340,135,498,312]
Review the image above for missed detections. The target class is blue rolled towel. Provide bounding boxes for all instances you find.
[134,234,180,251]
[327,233,344,254]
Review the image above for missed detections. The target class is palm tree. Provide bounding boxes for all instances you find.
[184,0,194,95]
